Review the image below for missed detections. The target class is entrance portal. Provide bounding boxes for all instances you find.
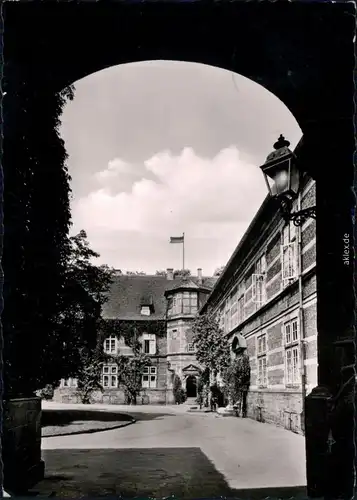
[186,375,197,398]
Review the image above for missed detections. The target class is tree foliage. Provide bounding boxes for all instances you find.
[155,270,167,276]
[2,69,75,397]
[55,230,115,381]
[191,313,231,375]
[76,343,106,404]
[108,332,151,405]
[213,266,225,277]
[173,269,191,278]
[222,352,251,406]
[172,374,186,404]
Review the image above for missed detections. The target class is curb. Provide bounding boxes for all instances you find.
[42,416,136,438]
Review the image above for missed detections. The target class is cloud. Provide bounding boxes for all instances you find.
[71,146,268,273]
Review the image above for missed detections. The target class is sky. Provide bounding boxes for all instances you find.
[59,60,302,276]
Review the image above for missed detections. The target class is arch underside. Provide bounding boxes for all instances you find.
[4,1,354,159]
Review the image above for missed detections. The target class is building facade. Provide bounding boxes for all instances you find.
[54,270,216,405]
[201,175,316,434]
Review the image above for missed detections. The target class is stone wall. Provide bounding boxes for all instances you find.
[3,397,44,492]
[248,390,303,434]
[54,387,168,405]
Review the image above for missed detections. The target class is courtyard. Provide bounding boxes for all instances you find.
[32,403,307,499]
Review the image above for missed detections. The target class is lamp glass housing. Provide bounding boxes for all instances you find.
[262,157,300,199]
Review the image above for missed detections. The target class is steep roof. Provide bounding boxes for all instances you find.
[102,274,217,321]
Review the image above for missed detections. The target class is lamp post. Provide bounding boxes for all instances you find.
[260,135,316,226]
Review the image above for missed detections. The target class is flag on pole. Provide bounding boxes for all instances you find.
[170,235,184,244]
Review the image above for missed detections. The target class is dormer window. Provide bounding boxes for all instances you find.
[141,306,151,316]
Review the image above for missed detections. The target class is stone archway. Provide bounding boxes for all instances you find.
[186,375,197,399]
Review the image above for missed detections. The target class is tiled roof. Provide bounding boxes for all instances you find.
[102,274,217,321]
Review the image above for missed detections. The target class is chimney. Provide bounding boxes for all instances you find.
[197,268,203,285]
[167,268,174,280]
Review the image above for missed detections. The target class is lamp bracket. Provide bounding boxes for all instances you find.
[278,195,316,226]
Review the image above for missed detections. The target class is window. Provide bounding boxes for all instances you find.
[252,255,266,305]
[102,365,118,388]
[258,357,267,387]
[230,288,238,329]
[142,366,157,388]
[257,334,267,355]
[141,306,151,316]
[281,224,298,281]
[237,296,245,324]
[284,318,299,345]
[187,343,195,353]
[61,378,77,388]
[104,336,117,354]
[142,333,156,354]
[285,346,300,385]
[257,333,267,387]
[168,292,198,315]
[182,291,198,314]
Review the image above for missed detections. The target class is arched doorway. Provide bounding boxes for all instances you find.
[186,375,197,398]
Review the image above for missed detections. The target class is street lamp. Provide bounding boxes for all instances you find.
[260,135,316,226]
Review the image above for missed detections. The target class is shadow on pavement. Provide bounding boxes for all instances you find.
[30,448,307,499]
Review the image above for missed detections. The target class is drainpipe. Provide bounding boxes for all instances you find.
[297,189,307,432]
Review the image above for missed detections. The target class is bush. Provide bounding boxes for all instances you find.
[173,375,186,404]
[39,384,54,400]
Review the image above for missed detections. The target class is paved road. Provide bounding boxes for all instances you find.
[36,403,307,498]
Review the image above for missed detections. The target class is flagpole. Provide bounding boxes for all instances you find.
[182,232,185,271]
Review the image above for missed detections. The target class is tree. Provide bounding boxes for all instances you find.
[214,266,225,277]
[57,230,115,381]
[126,270,146,275]
[173,269,191,278]
[191,313,231,378]
[111,332,150,405]
[75,344,106,404]
[155,270,167,276]
[2,69,75,398]
[222,351,251,416]
[172,374,186,404]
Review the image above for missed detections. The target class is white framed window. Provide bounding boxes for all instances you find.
[285,346,300,385]
[257,333,267,387]
[142,366,157,388]
[187,343,195,353]
[257,333,267,355]
[61,378,78,388]
[142,333,156,354]
[104,336,117,354]
[252,254,266,305]
[284,318,299,346]
[230,288,238,329]
[182,291,198,314]
[237,295,245,325]
[102,365,118,388]
[281,224,298,282]
[168,292,198,316]
[257,357,267,387]
[141,306,151,316]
